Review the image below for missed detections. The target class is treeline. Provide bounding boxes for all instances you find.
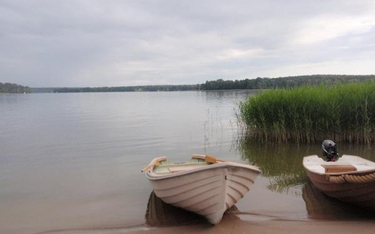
[53,84,200,93]
[44,74,375,93]
[200,75,375,90]
[0,82,32,93]
[32,87,56,93]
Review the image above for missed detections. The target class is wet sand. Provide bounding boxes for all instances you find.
[126,219,375,234]
[31,183,375,234]
[35,212,375,234]
[130,192,375,234]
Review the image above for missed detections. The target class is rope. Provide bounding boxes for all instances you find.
[329,175,346,183]
[328,172,375,184]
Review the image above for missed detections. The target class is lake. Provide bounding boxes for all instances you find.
[1,91,374,234]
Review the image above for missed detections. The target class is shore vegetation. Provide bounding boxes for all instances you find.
[239,82,375,144]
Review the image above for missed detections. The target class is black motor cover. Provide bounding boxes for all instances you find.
[322,140,339,161]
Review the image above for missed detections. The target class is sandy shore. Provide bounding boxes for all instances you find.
[126,219,375,234]
[32,211,375,234]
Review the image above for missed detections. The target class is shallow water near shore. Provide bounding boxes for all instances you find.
[1,91,374,234]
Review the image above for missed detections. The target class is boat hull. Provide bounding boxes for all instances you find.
[302,180,372,220]
[146,162,260,224]
[305,170,375,207]
[303,155,375,208]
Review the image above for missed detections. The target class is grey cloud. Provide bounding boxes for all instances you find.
[1,0,375,87]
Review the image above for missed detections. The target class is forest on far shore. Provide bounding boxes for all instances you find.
[3,74,375,93]
[200,75,375,90]
[53,75,375,92]
[0,82,32,93]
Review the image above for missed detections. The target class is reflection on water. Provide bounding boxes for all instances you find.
[2,90,375,233]
[239,139,375,193]
[239,141,312,193]
[238,137,375,219]
[145,192,205,226]
[145,192,240,226]
[303,180,374,220]
[1,91,260,234]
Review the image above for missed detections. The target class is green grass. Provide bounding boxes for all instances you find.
[239,82,375,144]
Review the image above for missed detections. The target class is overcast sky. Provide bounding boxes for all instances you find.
[1,0,375,87]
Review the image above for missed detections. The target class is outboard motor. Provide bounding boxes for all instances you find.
[322,140,339,162]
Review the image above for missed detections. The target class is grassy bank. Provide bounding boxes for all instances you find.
[239,82,375,144]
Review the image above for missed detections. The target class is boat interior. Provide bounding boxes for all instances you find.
[153,158,209,174]
[304,155,375,174]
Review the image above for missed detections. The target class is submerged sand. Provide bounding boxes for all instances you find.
[35,217,375,234]
[126,219,375,234]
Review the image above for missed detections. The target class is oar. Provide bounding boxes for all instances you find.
[141,156,168,172]
[192,154,225,163]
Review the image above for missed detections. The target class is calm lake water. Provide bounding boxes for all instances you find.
[1,91,374,234]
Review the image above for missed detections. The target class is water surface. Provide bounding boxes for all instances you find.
[1,91,374,234]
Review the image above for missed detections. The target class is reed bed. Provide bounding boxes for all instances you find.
[239,82,375,144]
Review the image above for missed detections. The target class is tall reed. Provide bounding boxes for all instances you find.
[239,82,375,144]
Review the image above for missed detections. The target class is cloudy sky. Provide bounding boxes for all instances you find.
[1,0,375,87]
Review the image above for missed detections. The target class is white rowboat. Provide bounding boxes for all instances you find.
[303,155,375,208]
[142,154,261,224]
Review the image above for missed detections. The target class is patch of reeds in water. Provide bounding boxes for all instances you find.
[239,82,375,144]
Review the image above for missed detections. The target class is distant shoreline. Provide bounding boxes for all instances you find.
[38,75,375,93]
[2,88,261,93]
[4,74,375,93]
[0,82,32,93]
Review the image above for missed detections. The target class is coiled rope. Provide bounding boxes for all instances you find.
[328,172,375,184]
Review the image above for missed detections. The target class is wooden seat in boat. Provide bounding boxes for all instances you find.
[322,164,357,173]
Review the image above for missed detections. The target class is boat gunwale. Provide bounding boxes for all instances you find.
[145,160,260,181]
[303,155,375,176]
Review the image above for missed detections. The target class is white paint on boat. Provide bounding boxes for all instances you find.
[143,155,260,224]
[303,155,375,175]
[303,154,375,208]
